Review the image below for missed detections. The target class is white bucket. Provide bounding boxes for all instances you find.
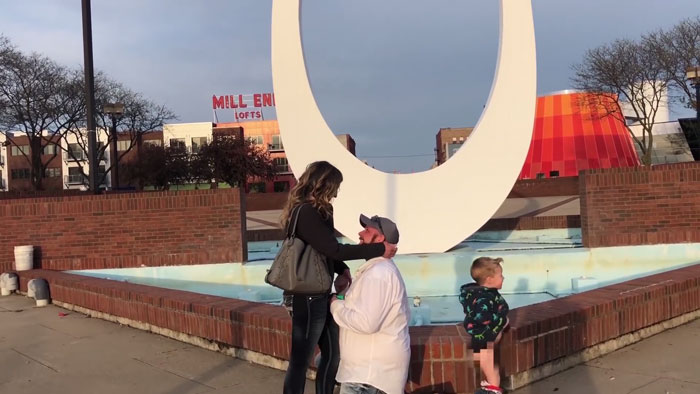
[0,288,10,296]
[14,245,34,271]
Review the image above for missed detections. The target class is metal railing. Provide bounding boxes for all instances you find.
[275,164,292,174]
[269,143,284,152]
[65,174,88,185]
[64,150,87,161]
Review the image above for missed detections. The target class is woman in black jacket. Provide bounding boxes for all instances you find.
[280,161,397,394]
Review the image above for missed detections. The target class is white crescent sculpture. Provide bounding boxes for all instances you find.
[271,0,537,254]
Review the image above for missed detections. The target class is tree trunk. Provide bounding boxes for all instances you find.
[30,136,44,190]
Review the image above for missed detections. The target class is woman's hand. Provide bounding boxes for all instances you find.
[382,242,397,259]
[334,269,352,293]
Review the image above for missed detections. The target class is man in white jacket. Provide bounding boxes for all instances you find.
[330,214,411,394]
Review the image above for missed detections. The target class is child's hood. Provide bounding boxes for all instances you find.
[460,282,487,297]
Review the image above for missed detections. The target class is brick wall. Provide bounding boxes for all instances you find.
[478,215,580,232]
[16,263,700,393]
[0,189,247,272]
[580,163,700,247]
[508,176,579,198]
[246,192,289,211]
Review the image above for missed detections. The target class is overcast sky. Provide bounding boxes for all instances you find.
[2,1,698,172]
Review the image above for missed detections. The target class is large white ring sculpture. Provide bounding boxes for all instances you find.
[271,0,537,254]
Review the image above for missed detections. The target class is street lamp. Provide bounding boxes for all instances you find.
[687,66,700,121]
[104,102,125,190]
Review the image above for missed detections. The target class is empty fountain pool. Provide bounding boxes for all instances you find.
[71,229,700,325]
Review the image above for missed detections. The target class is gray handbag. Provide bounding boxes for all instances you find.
[265,204,332,294]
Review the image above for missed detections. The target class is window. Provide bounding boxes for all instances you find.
[191,137,208,153]
[66,167,84,184]
[248,182,266,193]
[536,172,546,179]
[248,135,264,145]
[274,181,290,193]
[143,139,162,147]
[11,145,29,156]
[549,170,560,178]
[170,138,186,152]
[43,168,61,178]
[67,143,86,160]
[11,168,30,179]
[270,135,284,150]
[274,157,289,173]
[117,140,130,151]
[42,144,58,155]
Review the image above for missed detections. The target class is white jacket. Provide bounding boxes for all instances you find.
[330,257,411,394]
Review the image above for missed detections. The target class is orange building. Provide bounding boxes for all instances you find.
[519,91,639,179]
[434,91,640,178]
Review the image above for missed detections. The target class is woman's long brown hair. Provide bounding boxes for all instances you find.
[280,161,343,231]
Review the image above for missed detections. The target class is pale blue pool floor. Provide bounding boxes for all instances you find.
[73,228,700,325]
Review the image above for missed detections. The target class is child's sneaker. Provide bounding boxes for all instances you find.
[475,384,503,394]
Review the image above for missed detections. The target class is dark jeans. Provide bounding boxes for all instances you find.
[283,294,340,394]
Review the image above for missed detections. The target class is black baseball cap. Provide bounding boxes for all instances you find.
[359,214,399,244]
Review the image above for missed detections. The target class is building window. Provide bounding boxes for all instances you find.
[536,172,546,179]
[43,167,61,178]
[11,168,30,179]
[549,170,559,178]
[274,181,290,192]
[170,138,186,152]
[67,143,86,160]
[66,167,85,184]
[143,139,162,147]
[11,145,29,156]
[191,137,208,153]
[117,140,131,151]
[270,135,284,150]
[274,157,289,173]
[248,135,264,145]
[248,182,266,193]
[42,144,58,155]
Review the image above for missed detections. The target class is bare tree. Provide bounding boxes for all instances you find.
[0,39,85,190]
[645,17,700,111]
[572,39,673,165]
[63,73,176,189]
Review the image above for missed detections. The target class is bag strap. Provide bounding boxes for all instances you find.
[286,204,305,238]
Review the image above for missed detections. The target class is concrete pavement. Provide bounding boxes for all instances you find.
[2,295,698,394]
[0,295,313,394]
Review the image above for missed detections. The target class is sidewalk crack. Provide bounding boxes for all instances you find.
[11,348,59,373]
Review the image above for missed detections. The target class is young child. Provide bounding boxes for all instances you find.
[459,257,509,394]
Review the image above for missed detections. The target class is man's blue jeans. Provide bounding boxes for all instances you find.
[339,383,387,394]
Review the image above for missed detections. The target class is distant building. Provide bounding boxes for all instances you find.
[164,120,357,193]
[434,127,473,165]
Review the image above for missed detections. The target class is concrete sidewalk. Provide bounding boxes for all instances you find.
[0,295,313,394]
[2,295,699,394]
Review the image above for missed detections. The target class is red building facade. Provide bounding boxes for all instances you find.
[519,92,639,179]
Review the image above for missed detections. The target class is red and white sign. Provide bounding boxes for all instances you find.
[212,93,275,121]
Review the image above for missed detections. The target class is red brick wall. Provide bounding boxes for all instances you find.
[508,176,580,198]
[478,215,580,232]
[0,189,247,272]
[16,263,700,393]
[580,163,700,247]
[246,191,289,211]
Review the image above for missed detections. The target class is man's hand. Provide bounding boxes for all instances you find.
[334,269,352,293]
[382,242,397,259]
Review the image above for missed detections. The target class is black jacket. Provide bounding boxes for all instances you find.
[287,204,385,292]
[458,283,509,342]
